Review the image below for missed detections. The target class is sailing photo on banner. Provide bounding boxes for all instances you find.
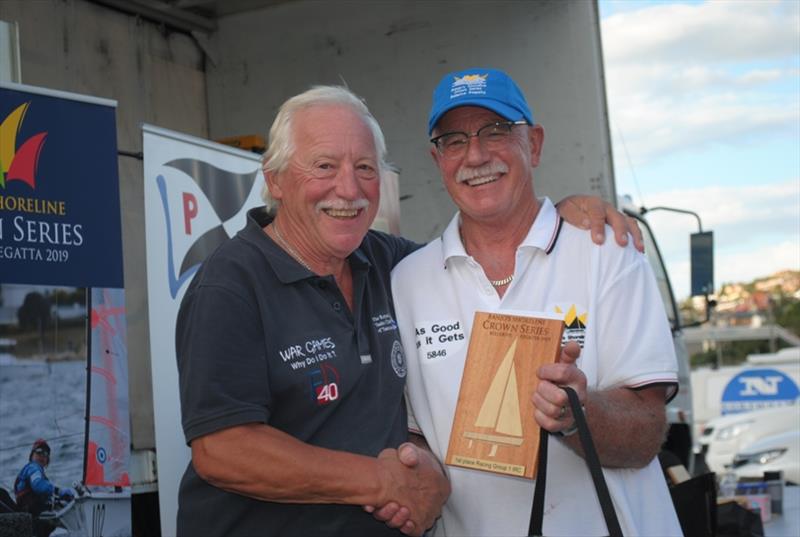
[0,82,131,537]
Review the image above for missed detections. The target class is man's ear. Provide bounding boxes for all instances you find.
[429,145,442,170]
[528,124,545,168]
[264,167,283,201]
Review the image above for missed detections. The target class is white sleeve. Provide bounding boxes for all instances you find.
[594,252,679,392]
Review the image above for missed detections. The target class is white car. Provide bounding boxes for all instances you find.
[731,429,800,484]
[698,404,800,475]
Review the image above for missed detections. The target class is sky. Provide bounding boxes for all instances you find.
[598,0,800,301]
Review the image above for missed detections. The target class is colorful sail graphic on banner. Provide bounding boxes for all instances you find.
[85,287,131,488]
[0,101,47,189]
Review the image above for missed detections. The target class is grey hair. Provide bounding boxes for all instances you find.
[261,85,389,212]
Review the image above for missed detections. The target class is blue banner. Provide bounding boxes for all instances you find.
[0,84,123,288]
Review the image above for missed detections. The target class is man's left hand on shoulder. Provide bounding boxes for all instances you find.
[557,195,644,252]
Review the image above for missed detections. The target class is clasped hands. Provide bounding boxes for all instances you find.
[364,442,450,536]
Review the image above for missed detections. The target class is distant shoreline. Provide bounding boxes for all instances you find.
[0,352,85,365]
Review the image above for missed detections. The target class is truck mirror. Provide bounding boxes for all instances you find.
[690,231,714,297]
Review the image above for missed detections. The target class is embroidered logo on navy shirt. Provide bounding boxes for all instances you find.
[308,363,340,405]
[391,340,407,378]
[372,313,398,333]
[279,336,338,371]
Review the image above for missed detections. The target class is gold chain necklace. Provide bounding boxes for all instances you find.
[271,222,314,273]
[489,274,514,287]
[459,226,513,287]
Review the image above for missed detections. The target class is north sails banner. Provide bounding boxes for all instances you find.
[142,124,264,537]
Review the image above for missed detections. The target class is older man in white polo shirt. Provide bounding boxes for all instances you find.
[390,68,683,536]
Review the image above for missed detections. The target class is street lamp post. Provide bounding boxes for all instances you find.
[641,204,716,324]
[640,206,704,232]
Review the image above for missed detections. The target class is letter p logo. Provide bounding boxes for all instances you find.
[183,192,198,235]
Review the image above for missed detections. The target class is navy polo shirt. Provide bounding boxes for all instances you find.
[176,207,421,537]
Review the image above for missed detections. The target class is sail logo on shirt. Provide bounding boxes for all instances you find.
[551,303,588,348]
[308,363,340,405]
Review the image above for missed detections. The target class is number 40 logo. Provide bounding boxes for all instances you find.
[309,364,340,405]
[316,382,339,403]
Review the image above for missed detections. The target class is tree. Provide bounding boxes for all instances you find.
[17,292,51,332]
[774,299,800,337]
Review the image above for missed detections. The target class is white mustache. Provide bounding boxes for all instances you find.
[456,161,509,183]
[315,199,370,212]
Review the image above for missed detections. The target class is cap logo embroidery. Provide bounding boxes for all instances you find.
[451,74,488,99]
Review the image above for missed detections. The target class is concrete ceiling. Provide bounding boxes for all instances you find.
[91,0,293,33]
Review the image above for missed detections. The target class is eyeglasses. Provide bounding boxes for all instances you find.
[430,120,528,159]
[33,449,50,457]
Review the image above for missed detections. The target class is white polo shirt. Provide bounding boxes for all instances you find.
[391,198,682,537]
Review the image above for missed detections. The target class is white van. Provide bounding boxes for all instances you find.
[699,404,800,475]
[732,429,800,484]
[691,347,800,439]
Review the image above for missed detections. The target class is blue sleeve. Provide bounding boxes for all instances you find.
[25,464,55,497]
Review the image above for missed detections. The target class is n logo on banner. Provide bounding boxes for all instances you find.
[721,368,800,414]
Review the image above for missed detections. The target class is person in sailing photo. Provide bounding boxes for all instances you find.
[14,439,76,536]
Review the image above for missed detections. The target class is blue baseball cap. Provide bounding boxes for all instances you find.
[428,68,534,135]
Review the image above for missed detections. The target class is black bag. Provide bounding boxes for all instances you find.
[669,472,717,537]
[528,386,623,537]
[717,501,764,537]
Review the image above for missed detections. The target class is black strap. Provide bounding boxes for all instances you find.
[528,387,623,537]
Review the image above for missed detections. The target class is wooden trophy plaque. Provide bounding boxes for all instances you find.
[445,311,564,479]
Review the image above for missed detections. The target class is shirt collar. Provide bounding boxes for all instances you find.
[440,197,561,264]
[240,207,371,284]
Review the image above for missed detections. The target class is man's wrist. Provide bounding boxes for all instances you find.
[557,421,578,437]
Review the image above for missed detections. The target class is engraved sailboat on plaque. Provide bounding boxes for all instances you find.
[446,310,563,478]
[463,338,524,456]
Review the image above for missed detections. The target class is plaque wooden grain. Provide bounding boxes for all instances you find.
[445,311,564,479]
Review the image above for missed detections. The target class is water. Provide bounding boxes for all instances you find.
[0,355,86,493]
